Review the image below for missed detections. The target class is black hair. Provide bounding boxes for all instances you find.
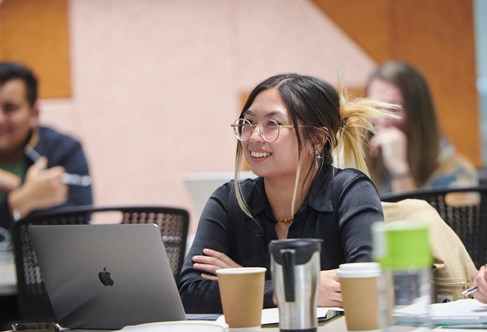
[0,62,38,106]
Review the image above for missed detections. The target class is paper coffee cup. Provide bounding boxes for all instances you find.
[338,262,382,331]
[216,267,266,328]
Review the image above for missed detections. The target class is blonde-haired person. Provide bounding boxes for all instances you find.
[178,73,389,313]
[366,61,478,195]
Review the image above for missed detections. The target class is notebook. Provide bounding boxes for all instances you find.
[28,224,187,330]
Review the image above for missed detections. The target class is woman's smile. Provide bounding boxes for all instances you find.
[249,150,272,159]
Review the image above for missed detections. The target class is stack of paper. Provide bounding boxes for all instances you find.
[395,299,487,328]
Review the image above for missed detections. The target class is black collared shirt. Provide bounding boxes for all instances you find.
[178,166,383,313]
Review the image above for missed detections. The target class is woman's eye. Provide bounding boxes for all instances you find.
[266,120,279,127]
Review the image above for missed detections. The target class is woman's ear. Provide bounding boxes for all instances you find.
[311,127,329,149]
[305,127,329,158]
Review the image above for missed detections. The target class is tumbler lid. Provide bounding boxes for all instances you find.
[269,238,322,265]
[372,221,432,269]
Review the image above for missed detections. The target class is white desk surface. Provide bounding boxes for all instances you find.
[2,317,487,332]
[0,251,16,295]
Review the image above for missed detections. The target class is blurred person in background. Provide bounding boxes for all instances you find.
[0,61,92,233]
[365,60,478,195]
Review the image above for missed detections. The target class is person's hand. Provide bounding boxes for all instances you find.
[473,265,487,304]
[192,248,242,280]
[318,269,342,307]
[0,168,21,192]
[9,157,68,218]
[369,126,409,176]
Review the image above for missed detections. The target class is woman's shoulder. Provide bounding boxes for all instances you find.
[331,167,373,185]
[309,166,379,213]
[429,137,478,188]
[312,166,374,195]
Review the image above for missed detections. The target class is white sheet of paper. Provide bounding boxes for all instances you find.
[216,307,344,326]
[395,299,487,326]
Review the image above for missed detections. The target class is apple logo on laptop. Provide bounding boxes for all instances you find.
[98,267,114,286]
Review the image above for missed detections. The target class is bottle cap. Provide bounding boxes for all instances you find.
[372,221,432,269]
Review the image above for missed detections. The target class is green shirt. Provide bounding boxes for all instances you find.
[0,160,24,201]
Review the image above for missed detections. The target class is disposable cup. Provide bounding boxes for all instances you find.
[337,262,382,331]
[216,267,266,329]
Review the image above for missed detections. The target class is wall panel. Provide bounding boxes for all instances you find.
[0,0,71,99]
[313,0,480,165]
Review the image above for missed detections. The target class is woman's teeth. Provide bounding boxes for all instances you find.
[251,151,271,158]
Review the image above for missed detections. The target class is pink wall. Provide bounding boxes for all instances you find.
[39,0,375,233]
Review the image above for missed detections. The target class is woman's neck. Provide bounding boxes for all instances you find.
[264,169,316,221]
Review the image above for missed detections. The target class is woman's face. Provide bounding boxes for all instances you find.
[241,88,307,179]
[366,79,406,130]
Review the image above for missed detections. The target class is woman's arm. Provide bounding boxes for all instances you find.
[178,183,235,313]
[316,171,383,307]
[337,172,383,263]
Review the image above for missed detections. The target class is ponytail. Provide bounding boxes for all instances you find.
[334,81,398,175]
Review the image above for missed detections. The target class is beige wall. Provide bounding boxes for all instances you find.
[35,0,374,233]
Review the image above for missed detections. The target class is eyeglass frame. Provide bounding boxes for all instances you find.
[231,118,308,143]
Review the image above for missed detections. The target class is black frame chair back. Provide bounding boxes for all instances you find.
[381,186,487,269]
[12,205,189,322]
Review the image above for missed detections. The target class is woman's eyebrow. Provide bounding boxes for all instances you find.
[243,110,285,118]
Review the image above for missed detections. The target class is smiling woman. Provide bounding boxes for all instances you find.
[178,73,395,314]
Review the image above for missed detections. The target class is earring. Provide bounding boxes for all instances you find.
[314,148,323,170]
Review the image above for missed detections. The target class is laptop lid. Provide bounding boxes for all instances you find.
[28,224,186,330]
[183,171,256,220]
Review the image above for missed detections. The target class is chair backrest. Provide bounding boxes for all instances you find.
[381,186,487,270]
[12,205,189,321]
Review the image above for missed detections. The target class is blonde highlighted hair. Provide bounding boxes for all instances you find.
[335,81,398,176]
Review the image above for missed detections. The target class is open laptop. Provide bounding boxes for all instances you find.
[183,171,256,219]
[28,224,187,330]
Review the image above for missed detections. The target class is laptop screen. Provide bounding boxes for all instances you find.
[29,224,186,329]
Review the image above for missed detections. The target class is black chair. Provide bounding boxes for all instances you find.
[11,205,189,322]
[381,186,487,270]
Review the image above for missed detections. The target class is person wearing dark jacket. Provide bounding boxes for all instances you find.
[178,73,393,313]
[0,62,92,232]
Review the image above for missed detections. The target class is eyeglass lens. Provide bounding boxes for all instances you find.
[233,119,281,142]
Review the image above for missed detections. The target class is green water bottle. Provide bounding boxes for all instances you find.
[372,221,433,331]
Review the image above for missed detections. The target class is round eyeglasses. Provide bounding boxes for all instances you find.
[231,118,296,143]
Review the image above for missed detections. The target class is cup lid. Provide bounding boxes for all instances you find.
[337,262,382,278]
[216,267,266,275]
[372,221,432,269]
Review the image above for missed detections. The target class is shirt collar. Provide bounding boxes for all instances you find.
[246,166,336,216]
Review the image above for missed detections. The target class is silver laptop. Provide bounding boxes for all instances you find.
[183,171,256,219]
[28,224,186,330]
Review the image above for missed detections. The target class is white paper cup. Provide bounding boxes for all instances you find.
[338,262,382,331]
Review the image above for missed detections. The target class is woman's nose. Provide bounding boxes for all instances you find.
[248,124,265,142]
